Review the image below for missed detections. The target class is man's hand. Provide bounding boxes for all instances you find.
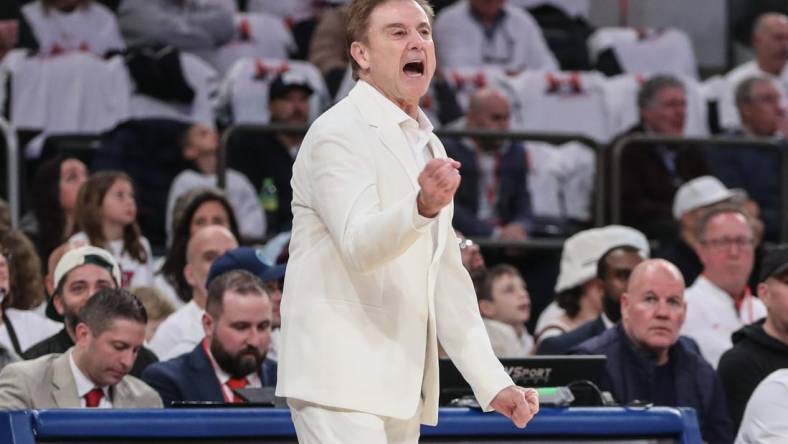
[417,158,461,218]
[490,385,539,428]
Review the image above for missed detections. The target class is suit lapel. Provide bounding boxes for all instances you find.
[428,133,450,264]
[189,345,226,402]
[348,83,419,189]
[51,352,81,408]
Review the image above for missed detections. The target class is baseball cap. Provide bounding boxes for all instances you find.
[206,247,287,288]
[759,245,788,282]
[672,176,746,220]
[554,225,650,293]
[269,71,314,101]
[47,246,121,321]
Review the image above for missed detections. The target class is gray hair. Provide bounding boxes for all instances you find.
[637,75,685,110]
[735,76,773,107]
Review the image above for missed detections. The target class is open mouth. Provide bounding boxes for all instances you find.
[403,61,424,77]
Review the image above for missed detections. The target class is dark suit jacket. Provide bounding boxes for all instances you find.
[226,131,295,235]
[443,138,532,237]
[614,124,708,240]
[23,328,158,378]
[141,343,276,407]
[536,316,607,355]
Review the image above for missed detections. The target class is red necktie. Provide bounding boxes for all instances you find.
[84,387,104,408]
[226,377,248,403]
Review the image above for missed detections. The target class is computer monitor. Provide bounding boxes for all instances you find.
[439,356,607,406]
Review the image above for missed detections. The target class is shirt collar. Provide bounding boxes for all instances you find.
[358,80,434,132]
[68,348,109,399]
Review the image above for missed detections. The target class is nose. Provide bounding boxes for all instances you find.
[120,350,135,370]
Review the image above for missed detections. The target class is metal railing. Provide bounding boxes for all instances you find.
[0,117,19,226]
[218,123,604,235]
[608,134,788,241]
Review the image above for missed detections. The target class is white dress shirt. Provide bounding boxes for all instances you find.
[148,300,205,360]
[69,350,112,408]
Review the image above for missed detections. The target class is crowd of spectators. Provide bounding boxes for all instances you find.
[1,1,788,443]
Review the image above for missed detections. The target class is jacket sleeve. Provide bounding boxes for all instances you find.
[434,217,513,410]
[0,363,32,410]
[118,0,234,50]
[307,128,433,274]
[701,370,735,444]
[141,364,181,408]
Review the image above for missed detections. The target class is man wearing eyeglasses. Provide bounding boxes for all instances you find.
[680,206,767,369]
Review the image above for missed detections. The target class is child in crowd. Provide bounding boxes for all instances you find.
[70,171,154,288]
[477,264,534,357]
[166,123,265,242]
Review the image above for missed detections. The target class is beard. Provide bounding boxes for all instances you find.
[603,295,621,323]
[210,339,265,379]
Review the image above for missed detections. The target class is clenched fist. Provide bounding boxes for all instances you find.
[417,158,461,218]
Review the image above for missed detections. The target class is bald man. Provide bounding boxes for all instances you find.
[443,88,532,239]
[148,226,238,360]
[572,259,733,443]
[720,12,788,130]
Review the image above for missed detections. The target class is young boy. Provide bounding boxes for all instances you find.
[478,264,534,357]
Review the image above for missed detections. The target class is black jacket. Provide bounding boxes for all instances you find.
[536,315,607,355]
[572,324,734,444]
[717,319,788,428]
[22,328,159,378]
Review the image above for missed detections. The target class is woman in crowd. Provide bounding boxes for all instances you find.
[0,230,60,355]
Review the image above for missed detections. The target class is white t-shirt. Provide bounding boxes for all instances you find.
[736,369,788,444]
[681,275,767,369]
[434,0,558,72]
[0,308,62,354]
[148,300,204,361]
[69,232,155,289]
[482,318,533,358]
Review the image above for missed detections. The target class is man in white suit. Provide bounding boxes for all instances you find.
[275,0,539,442]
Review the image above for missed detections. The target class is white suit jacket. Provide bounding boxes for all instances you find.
[276,81,513,425]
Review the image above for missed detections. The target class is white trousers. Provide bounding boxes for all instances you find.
[288,398,422,444]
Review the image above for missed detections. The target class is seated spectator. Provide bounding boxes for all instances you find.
[477,264,533,357]
[443,88,532,240]
[535,226,639,342]
[143,270,275,406]
[157,188,241,307]
[573,259,734,444]
[655,176,747,286]
[0,287,162,409]
[718,245,788,429]
[616,75,708,240]
[719,13,788,131]
[166,124,265,242]
[70,171,155,288]
[681,206,767,368]
[23,155,88,263]
[24,245,158,378]
[736,369,788,443]
[227,71,312,236]
[131,286,176,343]
[117,0,233,62]
[307,4,349,96]
[0,231,61,355]
[148,226,238,361]
[433,0,558,73]
[19,0,125,56]
[537,226,648,355]
[709,76,784,241]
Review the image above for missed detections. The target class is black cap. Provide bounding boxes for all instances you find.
[269,71,313,101]
[760,245,788,282]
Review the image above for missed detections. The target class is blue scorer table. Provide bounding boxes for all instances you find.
[0,406,702,443]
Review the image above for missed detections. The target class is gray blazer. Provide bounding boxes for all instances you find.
[0,349,162,409]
